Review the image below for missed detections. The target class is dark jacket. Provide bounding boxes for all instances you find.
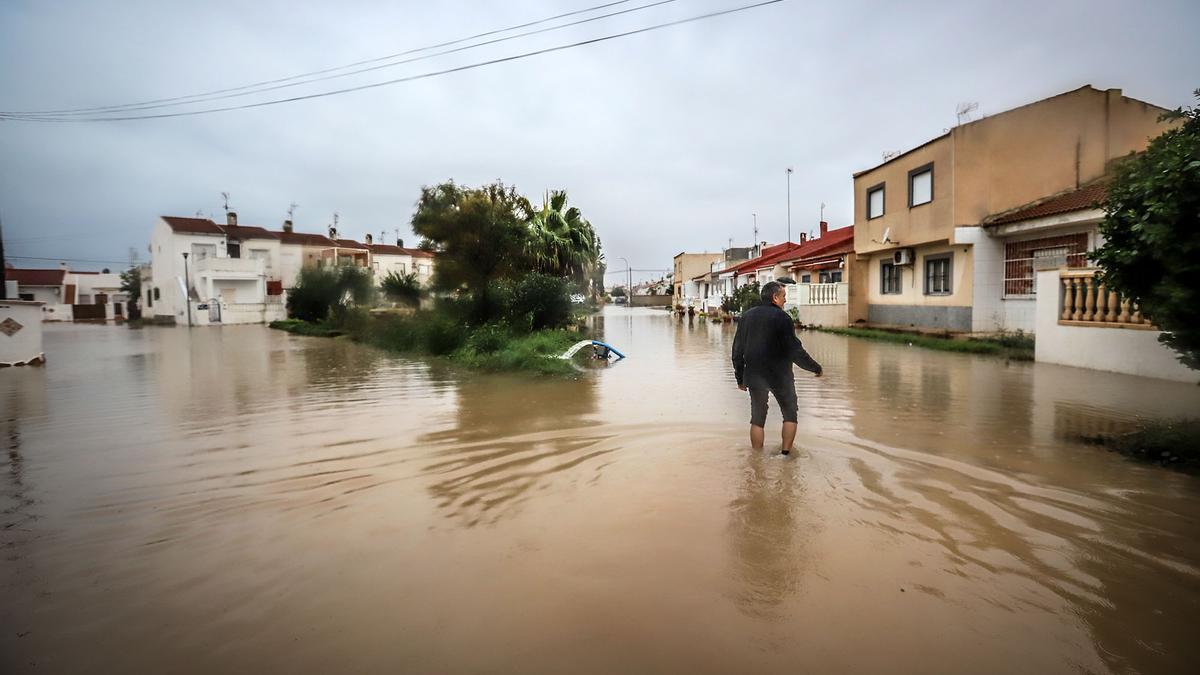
[731,304,822,388]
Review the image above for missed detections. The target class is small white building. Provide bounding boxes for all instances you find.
[148,213,285,325]
[963,181,1106,335]
[6,265,129,322]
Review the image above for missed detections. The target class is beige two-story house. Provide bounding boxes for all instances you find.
[852,85,1174,333]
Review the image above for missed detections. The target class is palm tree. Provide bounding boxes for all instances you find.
[524,190,600,284]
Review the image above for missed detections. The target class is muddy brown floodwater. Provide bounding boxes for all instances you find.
[3,308,1199,673]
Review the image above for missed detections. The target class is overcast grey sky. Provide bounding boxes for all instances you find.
[2,0,1197,281]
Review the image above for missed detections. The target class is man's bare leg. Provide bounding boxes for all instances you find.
[750,425,765,449]
[781,422,797,455]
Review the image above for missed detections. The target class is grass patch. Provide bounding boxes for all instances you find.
[817,326,1035,361]
[273,312,583,376]
[1080,419,1200,472]
[269,319,345,338]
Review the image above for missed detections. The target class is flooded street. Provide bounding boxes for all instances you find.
[3,307,1199,674]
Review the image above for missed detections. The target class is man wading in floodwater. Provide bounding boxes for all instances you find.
[731,281,823,455]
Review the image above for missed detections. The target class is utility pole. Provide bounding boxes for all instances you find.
[0,212,7,300]
[786,167,794,243]
[181,252,192,327]
[617,256,630,309]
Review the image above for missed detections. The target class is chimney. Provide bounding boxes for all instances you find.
[283,219,293,233]
[819,221,829,238]
[365,233,373,245]
[799,233,808,244]
[329,225,338,239]
[396,237,404,248]
[227,211,238,226]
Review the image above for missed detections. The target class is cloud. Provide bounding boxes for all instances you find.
[1,0,1197,280]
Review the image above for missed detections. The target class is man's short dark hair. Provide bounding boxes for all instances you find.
[761,281,785,305]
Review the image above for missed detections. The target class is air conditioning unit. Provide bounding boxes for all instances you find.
[893,248,915,266]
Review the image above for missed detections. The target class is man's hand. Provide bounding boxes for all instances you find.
[738,384,747,391]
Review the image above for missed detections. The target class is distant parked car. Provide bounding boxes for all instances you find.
[614,296,628,305]
[570,293,586,304]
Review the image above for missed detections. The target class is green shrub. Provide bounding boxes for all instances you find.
[288,266,374,323]
[509,273,571,330]
[423,315,468,355]
[287,267,343,322]
[380,270,423,307]
[468,323,510,354]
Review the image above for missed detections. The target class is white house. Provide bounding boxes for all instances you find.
[7,265,129,321]
[148,213,285,325]
[964,181,1106,335]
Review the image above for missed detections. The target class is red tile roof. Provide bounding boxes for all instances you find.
[8,268,65,286]
[777,226,855,266]
[333,238,369,250]
[367,244,433,257]
[720,242,803,276]
[161,216,225,235]
[221,224,279,240]
[985,182,1107,225]
[277,231,337,247]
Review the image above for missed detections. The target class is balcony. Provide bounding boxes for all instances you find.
[787,282,848,306]
[1058,269,1155,330]
[193,256,265,278]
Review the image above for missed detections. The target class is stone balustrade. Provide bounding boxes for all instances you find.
[1059,269,1155,330]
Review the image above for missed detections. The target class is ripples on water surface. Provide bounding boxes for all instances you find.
[2,309,1199,673]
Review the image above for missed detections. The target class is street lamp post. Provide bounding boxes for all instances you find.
[786,167,793,243]
[617,256,631,309]
[181,252,193,327]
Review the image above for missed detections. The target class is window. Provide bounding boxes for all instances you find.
[924,254,952,295]
[818,271,842,283]
[191,243,216,260]
[153,287,160,300]
[19,293,34,301]
[146,289,153,307]
[908,163,933,207]
[1003,233,1088,296]
[880,262,901,294]
[867,183,885,219]
[227,241,241,259]
[800,274,811,284]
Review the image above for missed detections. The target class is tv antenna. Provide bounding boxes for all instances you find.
[819,202,826,221]
[221,192,231,213]
[882,150,901,162]
[287,202,299,219]
[752,213,758,243]
[956,101,979,125]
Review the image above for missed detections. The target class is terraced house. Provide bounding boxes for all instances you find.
[852,85,1176,333]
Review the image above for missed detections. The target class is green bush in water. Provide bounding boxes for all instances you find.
[509,273,571,330]
[423,315,468,355]
[468,323,510,354]
[288,266,375,323]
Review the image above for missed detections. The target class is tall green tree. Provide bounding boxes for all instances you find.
[119,266,141,314]
[1094,90,1200,369]
[525,190,600,285]
[411,180,532,322]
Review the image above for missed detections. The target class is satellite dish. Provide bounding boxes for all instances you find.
[882,227,891,244]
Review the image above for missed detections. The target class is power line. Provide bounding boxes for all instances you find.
[4,0,678,118]
[0,0,783,123]
[7,255,132,265]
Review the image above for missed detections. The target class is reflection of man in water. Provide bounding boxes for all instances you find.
[731,281,823,455]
